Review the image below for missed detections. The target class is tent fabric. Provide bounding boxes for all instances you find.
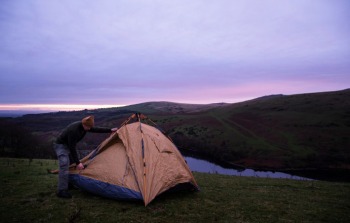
[69,121,199,205]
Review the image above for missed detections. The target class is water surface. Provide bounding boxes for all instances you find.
[184,156,311,180]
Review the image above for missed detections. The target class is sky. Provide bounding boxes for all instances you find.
[0,0,349,111]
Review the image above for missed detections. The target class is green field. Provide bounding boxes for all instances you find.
[1,158,349,223]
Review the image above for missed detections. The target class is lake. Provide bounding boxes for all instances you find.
[184,156,312,180]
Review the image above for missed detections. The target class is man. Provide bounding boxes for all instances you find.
[53,115,118,198]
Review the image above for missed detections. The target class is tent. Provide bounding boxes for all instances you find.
[68,113,199,206]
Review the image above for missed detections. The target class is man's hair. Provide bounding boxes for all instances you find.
[82,116,94,128]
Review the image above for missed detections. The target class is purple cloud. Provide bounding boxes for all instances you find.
[0,0,349,108]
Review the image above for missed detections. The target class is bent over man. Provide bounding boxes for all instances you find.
[53,115,118,198]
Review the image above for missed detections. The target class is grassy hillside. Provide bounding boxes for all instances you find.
[2,89,349,172]
[116,90,350,171]
[148,89,350,170]
[1,158,349,223]
[210,89,350,169]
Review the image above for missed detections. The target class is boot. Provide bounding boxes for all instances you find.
[56,190,72,199]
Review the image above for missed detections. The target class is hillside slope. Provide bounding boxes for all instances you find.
[132,89,350,170]
[3,89,349,171]
[181,89,350,169]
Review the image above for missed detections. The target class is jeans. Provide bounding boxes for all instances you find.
[53,143,72,191]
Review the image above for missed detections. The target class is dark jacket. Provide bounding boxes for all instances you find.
[55,121,111,164]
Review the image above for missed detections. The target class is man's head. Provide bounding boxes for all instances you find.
[82,116,94,130]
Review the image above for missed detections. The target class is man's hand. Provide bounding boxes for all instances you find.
[76,163,84,170]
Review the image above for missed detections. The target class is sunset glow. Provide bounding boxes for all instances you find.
[0,104,124,112]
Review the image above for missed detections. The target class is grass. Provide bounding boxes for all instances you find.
[1,158,349,223]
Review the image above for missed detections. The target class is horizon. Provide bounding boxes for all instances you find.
[0,88,347,116]
[1,1,349,107]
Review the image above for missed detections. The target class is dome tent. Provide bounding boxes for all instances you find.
[68,113,199,206]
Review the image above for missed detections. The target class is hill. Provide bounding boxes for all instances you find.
[1,89,349,173]
[182,89,350,170]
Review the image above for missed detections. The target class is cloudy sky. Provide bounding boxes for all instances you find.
[0,0,349,111]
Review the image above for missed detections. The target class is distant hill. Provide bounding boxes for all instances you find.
[2,89,349,171]
[118,101,229,114]
[0,110,51,117]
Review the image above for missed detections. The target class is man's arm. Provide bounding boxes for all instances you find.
[67,135,80,165]
[89,127,118,133]
[89,127,112,133]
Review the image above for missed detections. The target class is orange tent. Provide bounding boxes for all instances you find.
[69,114,199,205]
